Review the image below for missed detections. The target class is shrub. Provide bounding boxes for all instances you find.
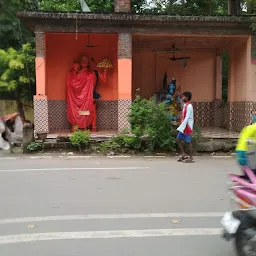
[69,126,90,152]
[100,130,142,154]
[101,95,177,154]
[129,95,176,152]
[26,142,42,152]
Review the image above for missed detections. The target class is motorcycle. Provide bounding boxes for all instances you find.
[221,166,256,256]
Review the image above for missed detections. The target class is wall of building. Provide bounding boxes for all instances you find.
[132,50,216,101]
[45,33,118,131]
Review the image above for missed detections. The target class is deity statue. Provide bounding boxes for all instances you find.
[66,55,107,131]
[159,76,182,124]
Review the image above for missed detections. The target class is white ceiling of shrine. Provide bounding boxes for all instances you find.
[133,35,249,52]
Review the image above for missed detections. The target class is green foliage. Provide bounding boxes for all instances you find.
[0,43,36,103]
[129,95,176,152]
[222,52,228,102]
[144,0,228,15]
[0,0,37,49]
[101,95,177,154]
[100,130,142,154]
[69,126,90,148]
[26,142,42,152]
[39,0,81,11]
[39,0,146,13]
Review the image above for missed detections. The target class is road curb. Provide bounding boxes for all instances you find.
[0,154,235,160]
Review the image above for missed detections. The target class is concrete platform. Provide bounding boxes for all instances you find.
[45,127,239,140]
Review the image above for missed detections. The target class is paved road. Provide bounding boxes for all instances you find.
[0,156,238,256]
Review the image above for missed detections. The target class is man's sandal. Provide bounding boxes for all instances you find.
[177,156,188,162]
[183,158,195,163]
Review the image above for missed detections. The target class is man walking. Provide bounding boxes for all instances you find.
[176,91,194,163]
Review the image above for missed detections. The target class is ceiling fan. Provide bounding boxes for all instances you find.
[169,44,190,62]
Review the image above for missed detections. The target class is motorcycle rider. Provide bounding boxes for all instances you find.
[235,115,256,172]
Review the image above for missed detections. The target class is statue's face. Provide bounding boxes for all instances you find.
[81,56,89,68]
[72,63,80,72]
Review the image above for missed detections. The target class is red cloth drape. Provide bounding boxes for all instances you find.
[67,69,96,129]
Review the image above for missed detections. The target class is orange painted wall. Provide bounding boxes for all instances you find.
[35,57,46,95]
[118,59,132,99]
[228,37,256,102]
[45,33,118,100]
[132,50,216,101]
[231,40,250,101]
[251,59,256,101]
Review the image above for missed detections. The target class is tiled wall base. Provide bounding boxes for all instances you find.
[96,101,118,130]
[229,101,256,131]
[193,100,256,132]
[193,100,226,129]
[193,102,212,127]
[48,100,70,131]
[34,98,49,133]
[118,99,132,132]
[34,99,256,133]
[34,100,119,132]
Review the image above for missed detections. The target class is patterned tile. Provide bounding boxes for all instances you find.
[48,100,70,131]
[212,99,226,128]
[228,102,255,132]
[44,100,119,132]
[34,99,49,133]
[193,102,212,127]
[96,101,118,130]
[118,99,132,132]
[34,98,256,134]
[193,100,256,132]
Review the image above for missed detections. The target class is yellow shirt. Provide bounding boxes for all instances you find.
[236,123,256,151]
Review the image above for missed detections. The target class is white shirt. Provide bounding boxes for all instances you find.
[177,103,194,133]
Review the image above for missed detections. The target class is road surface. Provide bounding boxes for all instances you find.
[0,155,238,255]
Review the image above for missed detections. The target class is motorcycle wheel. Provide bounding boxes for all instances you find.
[235,226,256,256]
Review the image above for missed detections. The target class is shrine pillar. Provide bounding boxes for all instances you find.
[114,0,131,12]
[215,55,222,100]
[117,33,132,132]
[115,0,132,132]
[228,0,241,15]
[34,32,49,133]
[212,55,224,128]
[227,36,254,131]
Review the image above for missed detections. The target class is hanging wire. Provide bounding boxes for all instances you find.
[76,10,78,40]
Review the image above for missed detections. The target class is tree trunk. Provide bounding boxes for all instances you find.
[209,0,212,15]
[228,0,240,15]
[16,99,26,120]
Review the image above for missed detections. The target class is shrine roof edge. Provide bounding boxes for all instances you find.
[17,11,254,35]
[17,11,254,23]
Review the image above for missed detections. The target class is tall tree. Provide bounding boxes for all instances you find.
[0,0,38,50]
[146,0,228,15]
[39,0,147,13]
[0,43,35,119]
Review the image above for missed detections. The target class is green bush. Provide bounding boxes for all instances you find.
[129,95,176,152]
[26,142,42,152]
[100,130,141,154]
[101,95,177,154]
[101,95,203,154]
[69,126,90,151]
